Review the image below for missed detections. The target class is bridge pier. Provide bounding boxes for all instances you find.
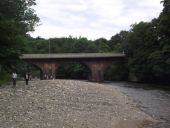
[83,60,112,82]
[41,63,57,79]
[28,61,61,80]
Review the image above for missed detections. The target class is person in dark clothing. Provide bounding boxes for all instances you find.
[25,72,30,85]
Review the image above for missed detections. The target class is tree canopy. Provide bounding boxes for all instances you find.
[123,0,170,83]
[0,0,39,71]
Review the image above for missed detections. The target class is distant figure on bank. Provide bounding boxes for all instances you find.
[44,74,47,80]
[50,75,53,80]
[12,72,17,87]
[25,72,30,85]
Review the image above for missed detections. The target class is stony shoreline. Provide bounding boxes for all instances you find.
[0,80,158,128]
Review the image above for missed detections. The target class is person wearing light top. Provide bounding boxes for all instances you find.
[12,72,17,87]
[25,72,31,85]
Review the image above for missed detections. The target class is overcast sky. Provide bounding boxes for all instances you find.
[30,0,163,40]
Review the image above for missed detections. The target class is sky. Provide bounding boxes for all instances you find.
[30,0,163,40]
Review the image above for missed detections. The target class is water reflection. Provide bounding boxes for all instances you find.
[105,82,170,128]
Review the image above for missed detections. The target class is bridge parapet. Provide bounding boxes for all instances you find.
[20,53,125,59]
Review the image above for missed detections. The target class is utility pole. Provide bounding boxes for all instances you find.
[49,39,51,54]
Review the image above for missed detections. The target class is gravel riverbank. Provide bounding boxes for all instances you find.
[0,80,158,128]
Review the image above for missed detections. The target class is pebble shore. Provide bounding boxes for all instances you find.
[0,80,158,128]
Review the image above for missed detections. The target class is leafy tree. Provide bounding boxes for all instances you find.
[109,31,129,52]
[94,38,111,52]
[25,37,48,53]
[74,37,98,53]
[125,21,160,82]
[158,0,170,40]
[0,0,39,71]
[125,1,170,83]
[150,0,170,83]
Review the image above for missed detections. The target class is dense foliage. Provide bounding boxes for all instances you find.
[25,36,110,54]
[56,62,90,80]
[0,0,39,71]
[0,0,39,84]
[125,0,170,83]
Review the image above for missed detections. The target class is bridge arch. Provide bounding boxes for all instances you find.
[55,61,91,80]
[26,62,43,79]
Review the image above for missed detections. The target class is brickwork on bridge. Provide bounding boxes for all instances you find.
[21,53,126,82]
[29,60,62,80]
[82,59,113,82]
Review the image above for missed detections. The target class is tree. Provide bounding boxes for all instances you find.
[125,3,170,83]
[151,0,170,82]
[125,21,161,82]
[94,38,110,52]
[0,0,39,71]
[74,37,98,53]
[158,0,170,40]
[109,31,129,52]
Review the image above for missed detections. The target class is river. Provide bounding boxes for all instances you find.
[105,82,170,128]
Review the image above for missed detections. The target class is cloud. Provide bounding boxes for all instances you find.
[30,0,163,40]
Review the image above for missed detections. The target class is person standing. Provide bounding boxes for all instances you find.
[12,72,17,87]
[44,74,47,80]
[25,72,29,85]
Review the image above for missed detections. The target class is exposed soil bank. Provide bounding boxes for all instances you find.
[0,80,158,128]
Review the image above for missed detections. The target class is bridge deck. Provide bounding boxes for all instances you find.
[20,53,125,59]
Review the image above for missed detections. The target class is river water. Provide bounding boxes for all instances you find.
[105,82,170,128]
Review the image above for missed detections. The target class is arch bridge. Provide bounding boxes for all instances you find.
[20,53,126,82]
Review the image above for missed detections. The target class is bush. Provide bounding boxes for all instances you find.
[104,63,128,81]
[0,71,10,86]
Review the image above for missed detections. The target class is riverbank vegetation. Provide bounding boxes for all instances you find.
[0,0,39,85]
[0,0,169,85]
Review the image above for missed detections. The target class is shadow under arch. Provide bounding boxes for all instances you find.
[23,61,43,80]
[56,61,91,80]
[104,61,128,81]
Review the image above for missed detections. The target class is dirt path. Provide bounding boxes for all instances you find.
[0,80,158,128]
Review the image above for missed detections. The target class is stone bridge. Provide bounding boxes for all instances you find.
[20,53,126,82]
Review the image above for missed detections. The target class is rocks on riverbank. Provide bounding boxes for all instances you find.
[0,80,158,128]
